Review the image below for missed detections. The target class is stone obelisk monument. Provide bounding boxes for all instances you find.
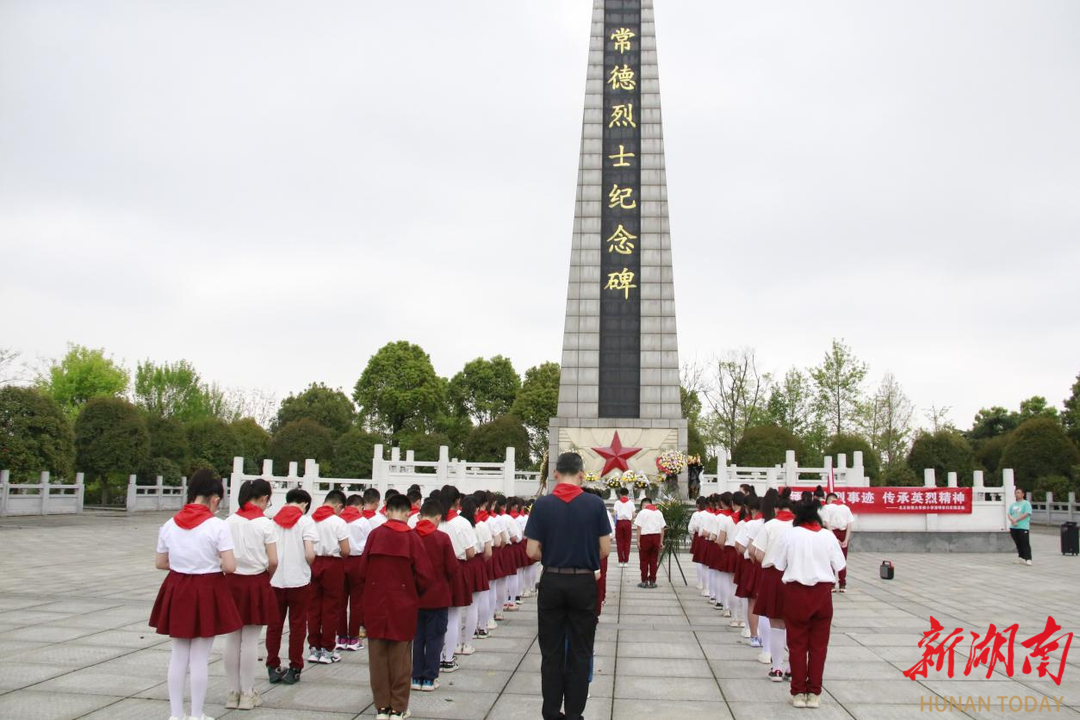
[548,0,687,487]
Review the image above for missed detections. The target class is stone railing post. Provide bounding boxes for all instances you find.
[126,474,138,513]
[504,447,516,495]
[76,472,85,514]
[1069,492,1076,523]
[155,475,165,511]
[716,449,728,494]
[947,472,958,489]
[0,469,8,517]
[784,450,797,487]
[228,457,245,514]
[923,468,936,488]
[1002,468,1015,526]
[437,446,449,486]
[180,476,188,505]
[40,471,50,516]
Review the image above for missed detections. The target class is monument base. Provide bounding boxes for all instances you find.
[850,531,1015,553]
[547,417,688,493]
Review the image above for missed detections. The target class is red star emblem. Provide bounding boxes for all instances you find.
[592,431,641,476]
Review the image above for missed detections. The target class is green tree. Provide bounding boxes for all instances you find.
[39,345,128,419]
[146,415,189,468]
[449,356,521,425]
[511,362,561,462]
[881,463,920,486]
[859,372,914,471]
[822,434,881,483]
[1000,417,1080,487]
[270,419,335,474]
[74,396,150,504]
[139,456,183,486]
[974,432,1010,484]
[133,359,214,422]
[273,382,356,436]
[464,415,530,468]
[906,430,976,486]
[398,431,453,461]
[333,428,385,479]
[968,406,1020,442]
[231,418,271,474]
[186,418,239,477]
[701,348,772,453]
[0,386,75,479]
[1063,373,1080,444]
[353,341,446,438]
[765,368,816,437]
[434,414,473,460]
[810,339,868,437]
[1017,396,1059,424]
[731,425,805,468]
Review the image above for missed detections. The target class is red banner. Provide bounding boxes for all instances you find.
[791,486,973,514]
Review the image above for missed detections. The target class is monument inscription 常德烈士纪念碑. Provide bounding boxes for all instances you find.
[549,0,687,488]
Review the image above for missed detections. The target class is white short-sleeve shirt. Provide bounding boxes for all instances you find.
[345,517,370,556]
[775,526,847,585]
[407,512,420,529]
[716,513,736,545]
[440,516,477,560]
[225,514,276,575]
[739,518,765,558]
[366,513,387,533]
[157,517,233,575]
[313,514,350,557]
[633,507,667,535]
[271,514,318,589]
[474,518,493,553]
[824,503,855,531]
[613,499,635,521]
[752,517,794,569]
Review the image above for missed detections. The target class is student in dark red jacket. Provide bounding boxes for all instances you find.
[411,498,458,692]
[358,493,435,720]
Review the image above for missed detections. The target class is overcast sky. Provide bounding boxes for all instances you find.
[2,0,1078,429]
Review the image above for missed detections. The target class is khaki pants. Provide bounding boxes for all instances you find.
[368,638,412,712]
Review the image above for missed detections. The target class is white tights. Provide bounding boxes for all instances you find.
[442,606,461,662]
[462,599,479,645]
[495,577,508,610]
[224,625,262,695]
[770,625,787,671]
[168,636,214,719]
[508,572,520,603]
[475,588,491,629]
[482,588,497,626]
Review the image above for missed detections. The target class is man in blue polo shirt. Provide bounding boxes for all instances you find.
[525,452,612,720]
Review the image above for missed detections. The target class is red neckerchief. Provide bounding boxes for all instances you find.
[829,499,844,505]
[379,506,387,515]
[340,506,362,523]
[235,502,263,521]
[618,496,630,503]
[446,509,459,521]
[644,504,658,511]
[361,508,377,519]
[819,499,826,506]
[720,509,732,517]
[415,519,437,537]
[476,510,490,522]
[496,509,506,516]
[775,510,795,522]
[551,483,583,503]
[273,505,303,529]
[509,510,521,518]
[384,519,411,533]
[312,506,336,522]
[409,505,420,516]
[174,503,213,529]
[802,522,823,532]
[753,513,763,520]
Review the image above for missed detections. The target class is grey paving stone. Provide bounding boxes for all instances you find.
[0,661,73,692]
[396,689,500,719]
[488,693,611,720]
[612,698,733,719]
[624,656,714,677]
[615,674,722,700]
[0,690,123,720]
[32,668,162,697]
[617,640,703,659]
[727,699,852,719]
[825,679,932,704]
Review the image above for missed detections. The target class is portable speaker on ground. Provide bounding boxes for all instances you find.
[1061,522,1078,556]
[879,560,895,580]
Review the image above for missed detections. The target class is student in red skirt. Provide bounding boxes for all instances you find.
[612,487,635,567]
[265,488,316,685]
[223,479,279,711]
[687,496,707,591]
[455,497,483,656]
[308,490,351,665]
[338,494,370,652]
[359,493,435,720]
[774,495,846,708]
[823,492,855,592]
[733,495,765,648]
[473,491,500,635]
[150,470,242,720]
[436,486,477,672]
[700,495,721,604]
[714,492,736,615]
[412,498,458,692]
[751,491,795,683]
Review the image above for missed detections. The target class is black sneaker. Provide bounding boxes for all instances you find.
[267,666,286,684]
[439,659,459,673]
[281,668,301,685]
[637,582,648,588]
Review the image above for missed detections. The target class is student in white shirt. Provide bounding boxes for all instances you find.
[468,494,495,639]
[773,495,846,709]
[733,495,766,648]
[715,493,738,616]
[687,496,707,589]
[338,494,370,652]
[266,488,317,685]
[823,492,855,592]
[150,470,241,720]
[612,487,636,567]
[437,486,477,673]
[362,488,387,532]
[632,497,666,588]
[725,492,748,629]
[307,490,351,665]
[751,492,795,681]
[223,479,279,711]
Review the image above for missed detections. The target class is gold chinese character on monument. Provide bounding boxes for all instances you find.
[609,103,637,128]
[608,144,635,168]
[608,183,637,210]
[606,225,637,255]
[605,268,637,299]
[607,64,636,91]
[610,27,635,53]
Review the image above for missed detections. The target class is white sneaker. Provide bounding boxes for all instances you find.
[700,589,710,597]
[456,644,476,656]
[729,619,741,627]
[307,647,321,663]
[757,651,772,664]
[792,693,808,708]
[806,693,821,708]
[722,609,731,618]
[486,619,498,630]
[741,627,751,638]
[696,583,704,589]
[1025,559,1033,566]
[225,691,240,709]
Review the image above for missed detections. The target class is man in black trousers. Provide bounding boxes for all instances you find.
[525,452,612,720]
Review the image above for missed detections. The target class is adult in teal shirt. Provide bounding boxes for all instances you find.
[1008,487,1032,565]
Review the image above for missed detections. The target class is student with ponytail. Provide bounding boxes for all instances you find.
[223,479,279,710]
[150,469,241,720]
[774,495,846,708]
[751,490,795,683]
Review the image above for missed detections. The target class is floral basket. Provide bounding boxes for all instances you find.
[655,449,687,476]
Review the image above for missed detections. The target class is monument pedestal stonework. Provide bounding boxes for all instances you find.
[548,0,687,490]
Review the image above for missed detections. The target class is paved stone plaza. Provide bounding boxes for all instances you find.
[0,512,1077,719]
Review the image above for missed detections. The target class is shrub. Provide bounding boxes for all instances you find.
[146,415,189,468]
[464,415,530,468]
[74,396,150,504]
[333,428,385,479]
[731,425,805,468]
[231,418,270,474]
[139,456,183,486]
[1000,418,1080,487]
[1032,475,1076,502]
[0,386,75,479]
[974,433,1010,484]
[186,418,239,477]
[822,433,880,482]
[270,419,335,475]
[881,463,920,487]
[907,430,976,486]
